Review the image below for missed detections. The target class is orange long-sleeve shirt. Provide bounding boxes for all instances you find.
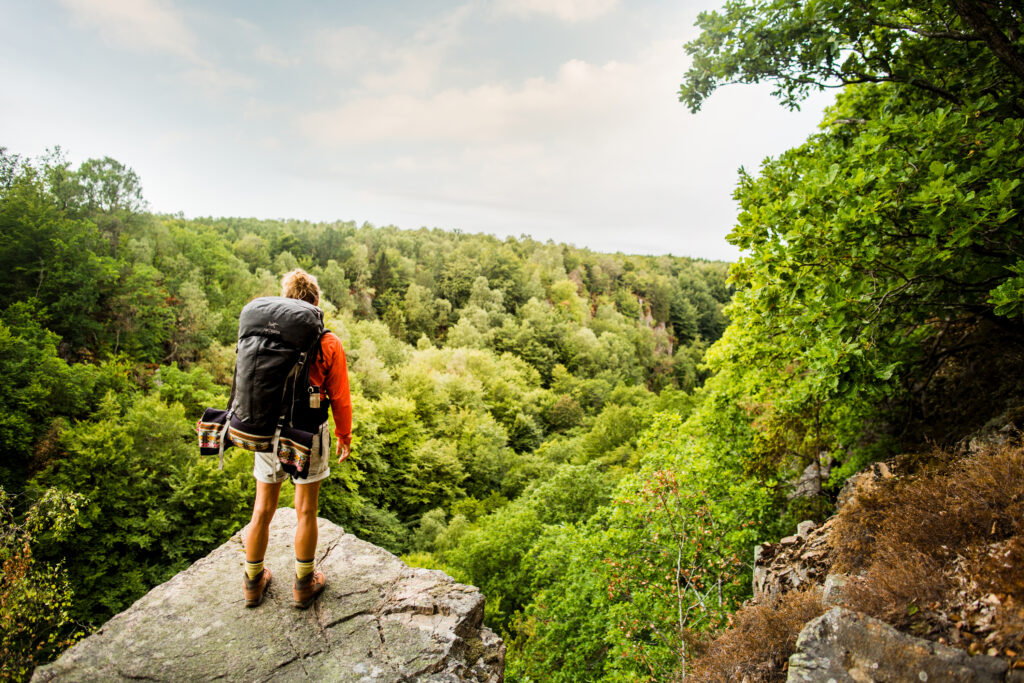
[309,332,352,446]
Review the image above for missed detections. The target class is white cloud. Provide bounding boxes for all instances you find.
[181,65,256,92]
[293,37,830,259]
[59,0,199,61]
[495,0,618,22]
[312,4,472,95]
[253,44,299,68]
[313,24,442,94]
[59,0,256,94]
[26,1,830,259]
[299,56,639,145]
[312,25,379,72]
[296,40,686,225]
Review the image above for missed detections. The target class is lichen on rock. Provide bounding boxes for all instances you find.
[788,607,1008,682]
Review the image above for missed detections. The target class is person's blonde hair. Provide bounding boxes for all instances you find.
[281,269,320,305]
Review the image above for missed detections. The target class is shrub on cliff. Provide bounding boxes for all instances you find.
[0,488,85,682]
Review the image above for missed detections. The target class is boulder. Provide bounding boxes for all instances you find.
[796,520,817,540]
[789,455,833,500]
[788,607,1007,682]
[33,508,504,682]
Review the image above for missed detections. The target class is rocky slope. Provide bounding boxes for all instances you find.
[747,443,1023,682]
[32,508,504,682]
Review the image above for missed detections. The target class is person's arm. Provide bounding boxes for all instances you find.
[321,334,352,462]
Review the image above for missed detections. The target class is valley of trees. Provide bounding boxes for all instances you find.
[0,144,729,680]
[3,1,1024,681]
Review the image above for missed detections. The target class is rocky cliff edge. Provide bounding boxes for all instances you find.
[32,507,504,682]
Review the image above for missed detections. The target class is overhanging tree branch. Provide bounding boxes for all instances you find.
[950,0,1024,83]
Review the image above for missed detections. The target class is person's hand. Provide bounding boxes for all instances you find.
[336,442,351,463]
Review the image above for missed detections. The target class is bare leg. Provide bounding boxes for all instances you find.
[245,481,282,562]
[294,480,321,561]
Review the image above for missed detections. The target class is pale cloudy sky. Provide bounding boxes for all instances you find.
[0,0,832,260]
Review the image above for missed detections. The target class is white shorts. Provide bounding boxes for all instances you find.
[252,422,332,485]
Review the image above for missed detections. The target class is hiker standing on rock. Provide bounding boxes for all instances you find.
[240,269,352,610]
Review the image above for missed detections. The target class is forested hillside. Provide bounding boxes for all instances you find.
[4,1,1024,681]
[0,147,729,680]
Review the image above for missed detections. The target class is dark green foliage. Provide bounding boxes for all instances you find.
[543,394,584,432]
[679,0,1024,114]
[29,394,250,624]
[0,305,133,492]
[679,0,1024,487]
[0,163,118,350]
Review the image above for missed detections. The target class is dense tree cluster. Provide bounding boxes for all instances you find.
[0,145,729,680]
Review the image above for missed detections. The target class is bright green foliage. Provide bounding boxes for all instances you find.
[29,394,250,623]
[712,90,1022,483]
[616,2,1024,679]
[68,156,145,215]
[676,0,1024,492]
[442,464,614,629]
[351,395,427,516]
[509,409,770,681]
[600,469,745,680]
[989,260,1024,318]
[153,364,227,417]
[0,2,1010,680]
[0,305,133,491]
[0,142,731,676]
[577,403,655,469]
[504,522,611,681]
[0,488,85,682]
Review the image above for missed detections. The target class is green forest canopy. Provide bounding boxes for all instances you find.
[0,142,729,679]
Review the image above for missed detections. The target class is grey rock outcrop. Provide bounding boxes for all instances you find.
[788,607,1008,682]
[33,508,504,682]
[789,455,833,500]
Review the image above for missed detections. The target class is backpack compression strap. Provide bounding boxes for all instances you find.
[269,330,324,458]
[218,362,239,470]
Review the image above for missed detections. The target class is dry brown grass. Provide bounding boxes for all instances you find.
[688,444,1024,681]
[836,450,1015,568]
[829,444,1024,659]
[835,445,1024,560]
[838,547,948,626]
[686,587,825,682]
